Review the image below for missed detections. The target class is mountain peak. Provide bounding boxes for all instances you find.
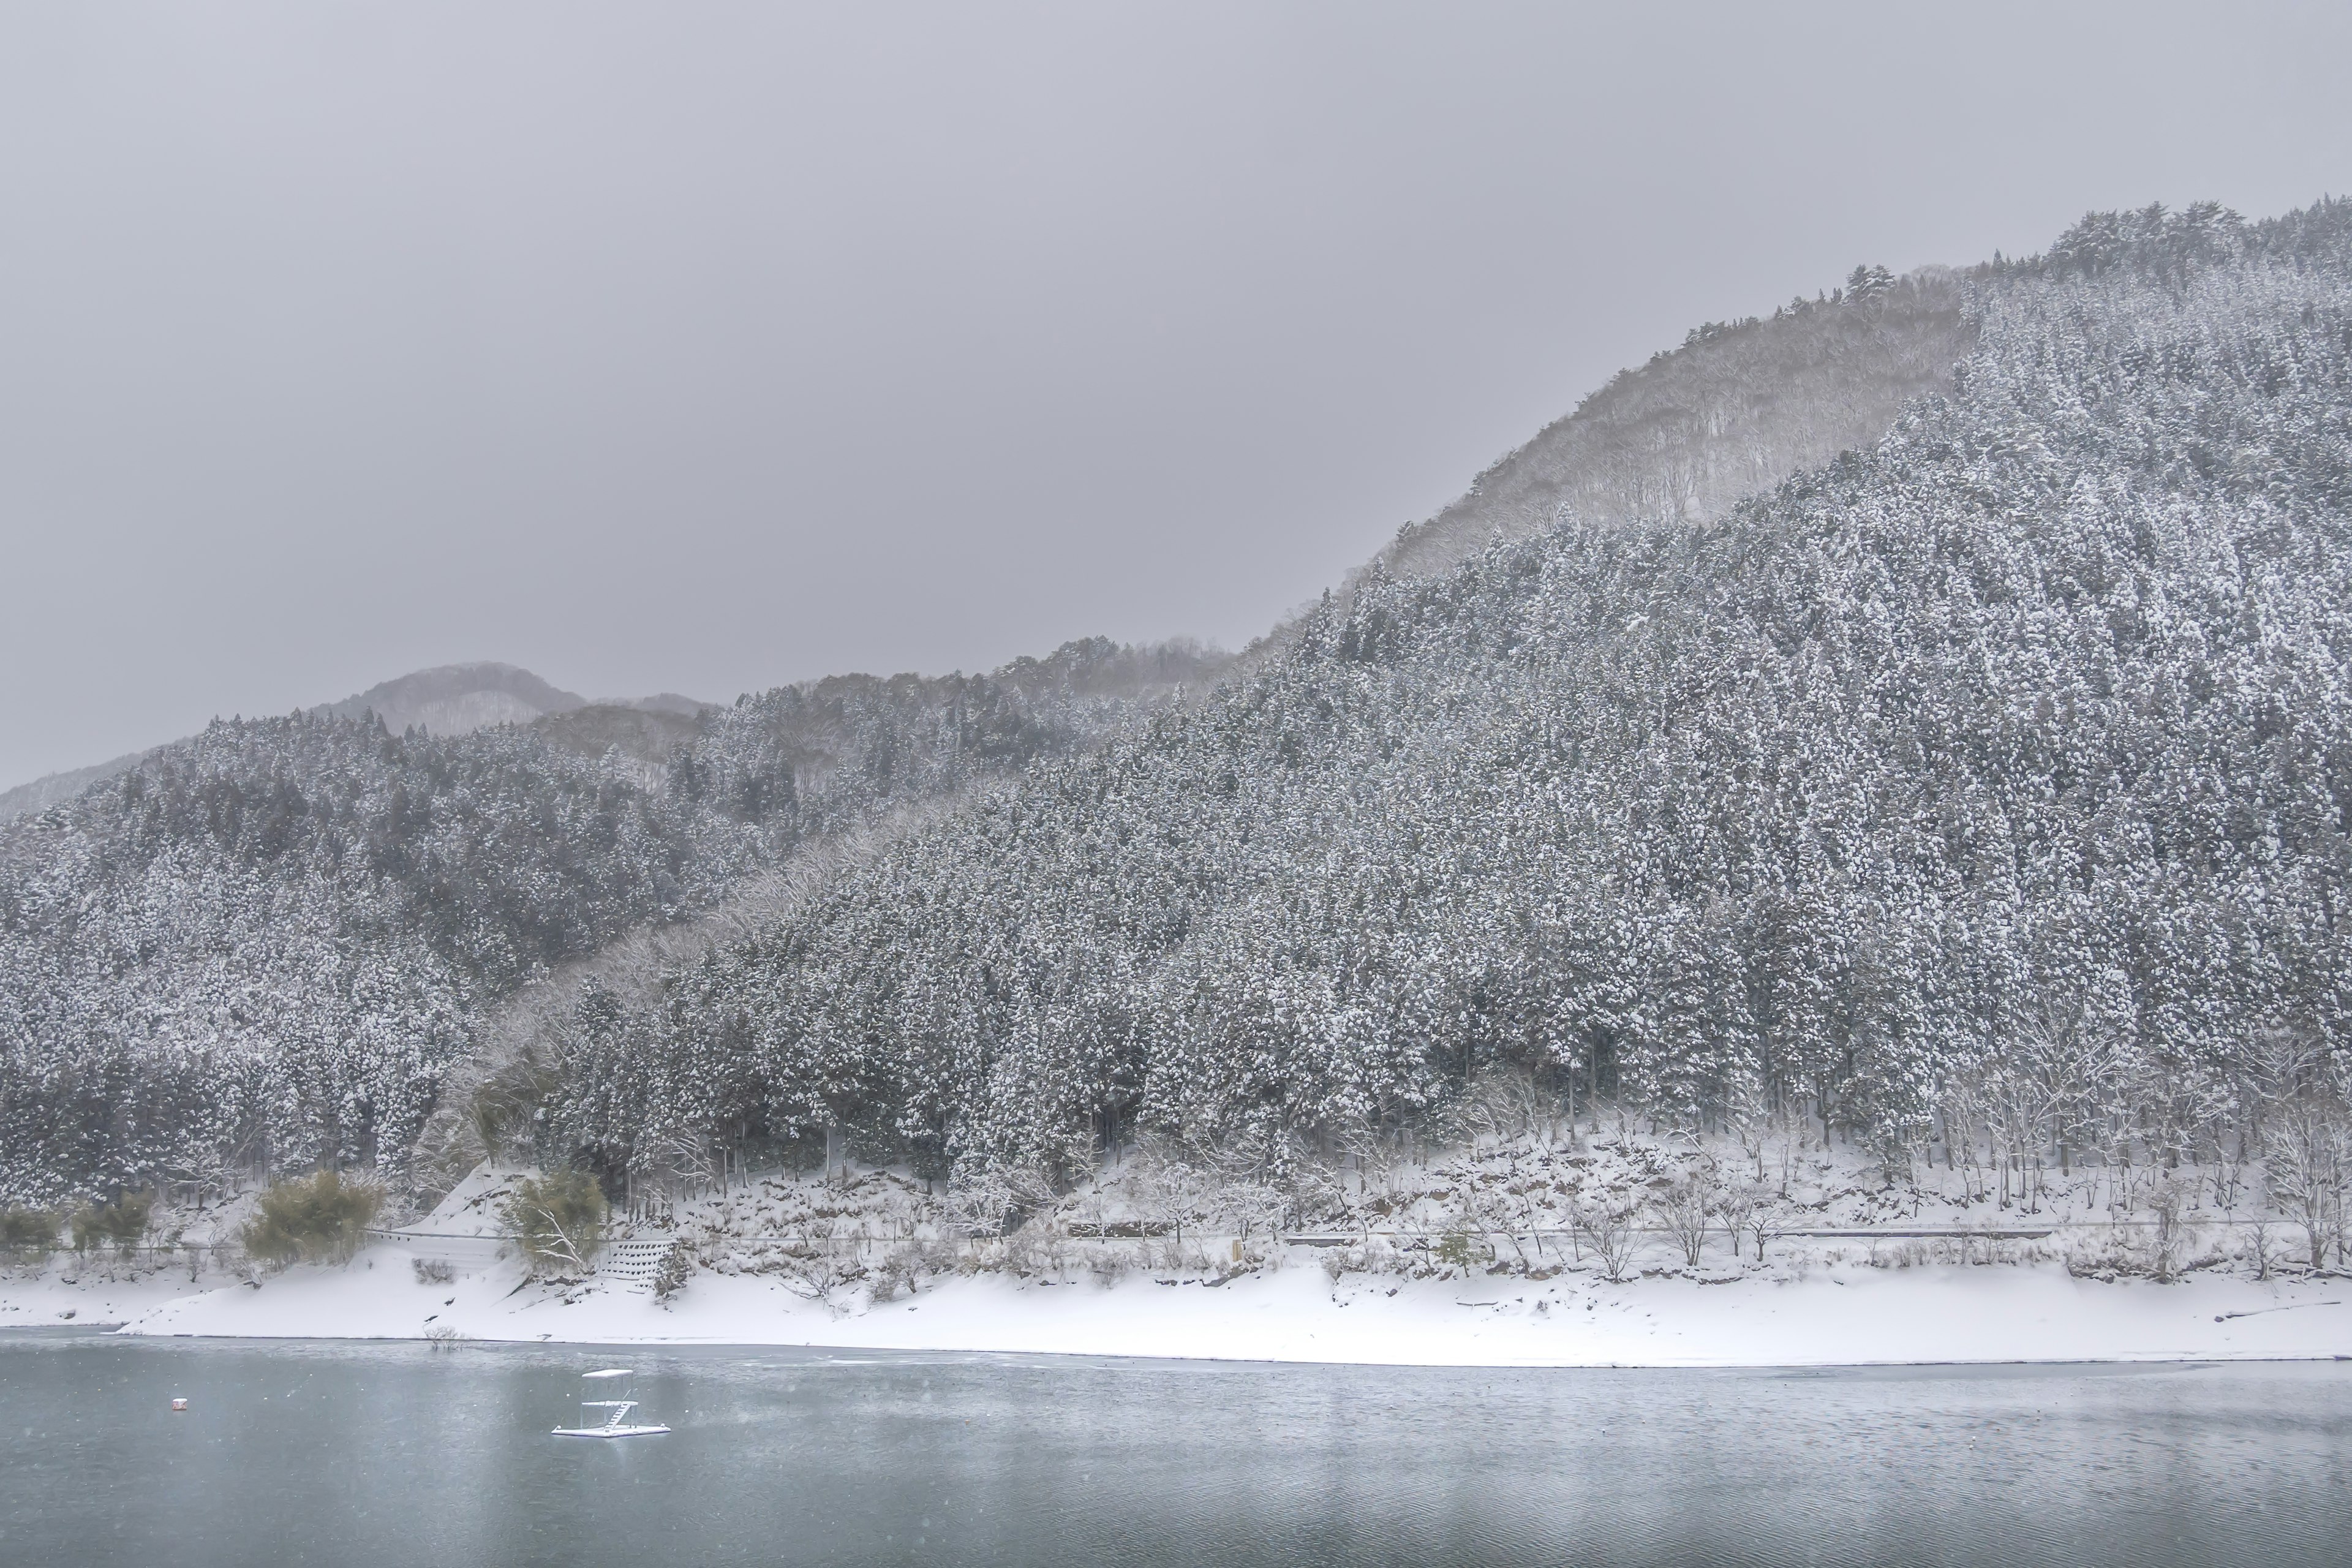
[0,663,604,821]
[315,663,589,737]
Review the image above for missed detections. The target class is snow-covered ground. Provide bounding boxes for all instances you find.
[9,1133,2346,1368]
[0,1246,2340,1367]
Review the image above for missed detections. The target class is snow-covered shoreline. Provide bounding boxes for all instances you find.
[6,1246,2348,1368]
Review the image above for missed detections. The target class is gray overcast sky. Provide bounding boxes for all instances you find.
[2,3,2348,785]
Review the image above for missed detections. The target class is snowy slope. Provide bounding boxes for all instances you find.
[29,1251,2349,1368]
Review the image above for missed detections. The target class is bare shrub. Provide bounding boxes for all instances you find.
[871,1241,929,1300]
[1575,1194,1642,1282]
[1128,1139,1217,1249]
[2244,1219,2277,1281]
[1714,1183,1757,1260]
[1738,1186,1786,1262]
[412,1256,456,1286]
[1455,1065,1561,1151]
[2147,1174,2190,1281]
[1656,1164,1720,1267]
[945,1163,1050,1240]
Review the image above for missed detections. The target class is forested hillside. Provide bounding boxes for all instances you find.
[0,638,1222,1200]
[1381,264,1976,581]
[0,661,598,823]
[524,201,2352,1203]
[11,201,2346,1226]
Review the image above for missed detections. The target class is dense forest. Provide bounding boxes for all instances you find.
[6,201,2348,1228]
[0,637,1222,1200]
[519,200,2352,1207]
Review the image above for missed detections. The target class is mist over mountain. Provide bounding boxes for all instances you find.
[1381,265,1977,584]
[312,662,592,736]
[514,200,2352,1201]
[5,201,2348,1218]
[0,752,158,825]
[0,662,720,824]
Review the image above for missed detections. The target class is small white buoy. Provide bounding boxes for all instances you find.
[170,1398,188,1412]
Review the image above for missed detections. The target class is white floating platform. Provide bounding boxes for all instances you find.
[554,1390,668,1438]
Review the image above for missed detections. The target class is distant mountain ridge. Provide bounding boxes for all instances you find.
[313,662,590,735]
[0,751,157,823]
[0,632,1227,1199]
[0,663,719,822]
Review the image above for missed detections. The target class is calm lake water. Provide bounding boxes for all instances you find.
[2,1332,2346,1567]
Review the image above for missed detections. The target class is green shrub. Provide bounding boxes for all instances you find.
[1433,1222,1490,1271]
[0,1205,59,1253]
[240,1170,383,1267]
[651,1240,692,1303]
[71,1193,154,1251]
[502,1170,607,1276]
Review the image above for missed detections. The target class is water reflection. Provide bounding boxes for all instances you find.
[2,1333,2346,1567]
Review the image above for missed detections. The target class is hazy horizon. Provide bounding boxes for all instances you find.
[4,2,2350,786]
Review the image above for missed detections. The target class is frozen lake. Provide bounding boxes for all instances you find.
[3,1332,2348,1566]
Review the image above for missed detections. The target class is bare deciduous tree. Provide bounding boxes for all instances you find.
[1456,1065,1560,1153]
[2253,1033,2348,1270]
[1714,1180,1758,1261]
[1655,1163,1720,1268]
[1740,1186,1787,1262]
[1575,1194,1642,1283]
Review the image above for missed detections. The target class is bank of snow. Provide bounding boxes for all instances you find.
[15,1250,2340,1366]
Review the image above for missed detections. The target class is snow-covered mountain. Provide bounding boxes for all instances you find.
[311,662,592,736]
[0,751,156,824]
[521,201,2352,1199]
[5,200,2347,1222]
[0,636,1226,1199]
[0,663,715,824]
[1378,264,1976,584]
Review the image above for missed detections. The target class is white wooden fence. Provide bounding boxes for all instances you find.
[363,1227,676,1288]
